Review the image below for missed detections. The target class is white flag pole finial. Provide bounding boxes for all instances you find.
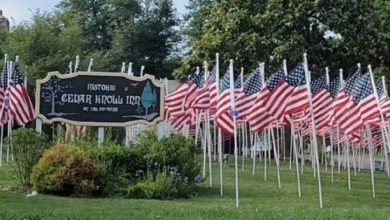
[121,62,126,73]
[357,63,361,69]
[196,66,200,75]
[260,62,265,85]
[283,59,288,76]
[15,55,19,63]
[87,58,93,72]
[204,61,209,78]
[128,62,133,75]
[74,55,80,72]
[325,67,330,85]
[3,54,7,65]
[140,66,145,77]
[339,69,344,88]
[69,62,73,74]
[382,76,387,97]
[240,67,244,87]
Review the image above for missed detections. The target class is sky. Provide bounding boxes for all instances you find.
[0,0,189,26]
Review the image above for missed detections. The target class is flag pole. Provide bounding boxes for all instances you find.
[140,66,145,77]
[121,62,126,73]
[128,62,133,75]
[239,67,245,171]
[337,69,344,173]
[216,53,224,196]
[229,59,239,208]
[271,125,282,188]
[291,120,301,197]
[204,61,213,187]
[303,53,323,208]
[87,58,94,72]
[381,76,390,176]
[366,125,376,198]
[326,67,335,182]
[125,62,132,146]
[6,60,13,162]
[368,65,390,166]
[0,54,7,167]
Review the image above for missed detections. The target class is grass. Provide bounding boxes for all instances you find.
[1,156,390,219]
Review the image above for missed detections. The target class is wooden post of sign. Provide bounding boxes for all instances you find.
[36,119,42,134]
[98,127,104,146]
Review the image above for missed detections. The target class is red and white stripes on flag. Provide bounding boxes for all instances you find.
[9,83,34,126]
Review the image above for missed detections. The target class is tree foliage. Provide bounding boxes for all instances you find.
[176,0,390,79]
[0,0,180,95]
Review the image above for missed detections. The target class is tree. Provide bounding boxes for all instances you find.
[109,0,180,78]
[41,77,72,115]
[0,12,85,91]
[177,0,388,79]
[58,0,113,50]
[140,81,157,116]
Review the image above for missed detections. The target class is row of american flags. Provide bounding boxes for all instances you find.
[164,58,390,147]
[0,57,34,127]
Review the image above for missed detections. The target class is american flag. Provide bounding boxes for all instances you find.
[9,62,35,126]
[235,68,262,121]
[184,72,203,109]
[192,70,212,110]
[0,63,6,109]
[0,63,8,124]
[215,69,231,120]
[330,70,361,128]
[165,83,190,128]
[215,69,244,134]
[248,69,287,133]
[284,63,308,115]
[327,76,340,99]
[357,74,380,124]
[208,66,218,113]
[263,68,294,122]
[338,71,365,141]
[310,75,333,133]
[367,82,385,126]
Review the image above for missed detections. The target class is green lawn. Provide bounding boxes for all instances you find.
[1,157,390,219]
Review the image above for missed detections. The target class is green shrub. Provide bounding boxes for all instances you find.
[31,144,103,197]
[128,131,200,199]
[10,128,50,191]
[80,141,139,197]
[127,172,178,199]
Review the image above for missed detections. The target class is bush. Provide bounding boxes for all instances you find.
[31,144,103,197]
[127,172,178,199]
[10,128,50,191]
[29,129,201,199]
[128,131,201,199]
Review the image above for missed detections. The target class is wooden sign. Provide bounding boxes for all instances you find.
[35,71,165,127]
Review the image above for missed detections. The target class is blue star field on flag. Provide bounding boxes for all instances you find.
[243,68,262,96]
[266,68,285,91]
[286,63,306,87]
[327,76,340,99]
[345,69,362,96]
[311,75,327,94]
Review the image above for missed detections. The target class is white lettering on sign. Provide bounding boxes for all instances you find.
[126,96,141,105]
[61,94,92,104]
[87,83,116,91]
[94,95,123,104]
